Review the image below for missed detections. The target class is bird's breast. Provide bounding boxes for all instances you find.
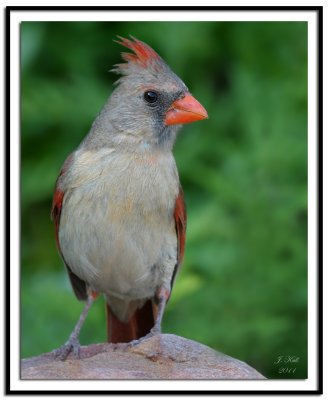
[73,149,178,216]
[58,148,179,300]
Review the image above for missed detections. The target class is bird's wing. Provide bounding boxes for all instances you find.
[171,185,187,289]
[51,153,88,300]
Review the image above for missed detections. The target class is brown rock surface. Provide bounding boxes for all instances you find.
[21,334,265,380]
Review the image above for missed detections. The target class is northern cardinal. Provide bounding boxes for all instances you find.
[51,36,208,360]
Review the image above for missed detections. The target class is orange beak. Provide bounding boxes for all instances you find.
[164,93,208,126]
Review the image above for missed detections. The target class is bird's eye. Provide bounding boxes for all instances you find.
[144,91,158,104]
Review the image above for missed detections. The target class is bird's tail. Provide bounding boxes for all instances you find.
[106,300,155,343]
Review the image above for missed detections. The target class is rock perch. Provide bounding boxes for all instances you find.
[21,334,265,380]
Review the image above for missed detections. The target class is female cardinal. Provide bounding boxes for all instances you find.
[51,36,208,360]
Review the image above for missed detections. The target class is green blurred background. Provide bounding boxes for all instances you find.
[21,21,308,379]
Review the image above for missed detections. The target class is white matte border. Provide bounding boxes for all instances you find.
[9,7,320,393]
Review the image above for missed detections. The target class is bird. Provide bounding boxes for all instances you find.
[51,36,208,360]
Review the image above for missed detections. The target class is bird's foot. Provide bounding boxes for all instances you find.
[128,326,161,347]
[51,336,81,361]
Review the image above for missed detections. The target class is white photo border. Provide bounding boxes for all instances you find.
[6,6,323,395]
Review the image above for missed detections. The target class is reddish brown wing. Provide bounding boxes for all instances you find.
[51,153,73,246]
[51,153,87,300]
[174,185,187,264]
[171,185,187,289]
[51,187,65,249]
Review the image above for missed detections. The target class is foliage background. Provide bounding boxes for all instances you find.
[21,21,308,379]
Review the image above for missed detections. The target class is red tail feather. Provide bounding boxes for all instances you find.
[106,301,155,343]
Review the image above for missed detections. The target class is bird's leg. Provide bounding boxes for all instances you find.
[129,286,170,346]
[150,286,170,335]
[52,291,98,361]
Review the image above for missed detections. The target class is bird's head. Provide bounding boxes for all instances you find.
[91,36,208,151]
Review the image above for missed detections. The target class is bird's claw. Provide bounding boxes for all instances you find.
[128,327,161,347]
[52,336,81,361]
